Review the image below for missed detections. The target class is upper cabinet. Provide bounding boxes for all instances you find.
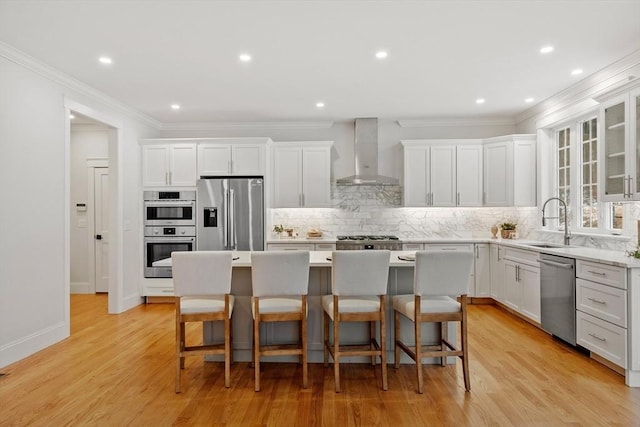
[272,141,332,208]
[401,140,483,207]
[600,86,640,201]
[142,143,197,187]
[483,135,536,207]
[198,139,267,176]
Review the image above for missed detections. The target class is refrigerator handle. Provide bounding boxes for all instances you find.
[229,189,235,249]
[223,190,229,248]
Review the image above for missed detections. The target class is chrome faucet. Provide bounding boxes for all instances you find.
[541,197,571,245]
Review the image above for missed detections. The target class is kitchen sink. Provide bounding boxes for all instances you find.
[521,242,573,249]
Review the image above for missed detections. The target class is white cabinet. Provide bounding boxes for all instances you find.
[600,87,640,201]
[402,243,424,251]
[474,244,490,297]
[490,244,505,302]
[483,135,536,206]
[575,259,627,368]
[401,140,482,207]
[142,144,197,187]
[272,141,332,208]
[502,247,540,322]
[198,139,266,176]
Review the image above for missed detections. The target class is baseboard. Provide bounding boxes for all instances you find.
[122,293,144,312]
[493,301,542,329]
[0,321,68,369]
[591,352,625,376]
[70,281,91,294]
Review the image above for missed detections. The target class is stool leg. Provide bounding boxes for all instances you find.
[323,311,330,368]
[175,315,182,394]
[380,295,388,391]
[394,310,401,369]
[370,321,376,366]
[333,296,341,393]
[441,322,448,367]
[224,314,231,388]
[302,296,308,389]
[415,296,423,394]
[461,297,470,392]
[254,299,261,392]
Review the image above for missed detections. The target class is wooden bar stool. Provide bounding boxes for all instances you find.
[250,251,310,392]
[392,250,474,393]
[323,250,391,392]
[172,251,234,393]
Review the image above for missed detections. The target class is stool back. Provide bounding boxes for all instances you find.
[172,251,233,297]
[414,251,474,297]
[251,251,310,297]
[331,250,390,296]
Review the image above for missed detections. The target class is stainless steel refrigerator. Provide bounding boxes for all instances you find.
[197,177,264,251]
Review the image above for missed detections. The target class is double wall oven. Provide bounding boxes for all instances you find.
[144,191,196,278]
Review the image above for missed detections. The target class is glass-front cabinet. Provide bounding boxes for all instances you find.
[601,86,640,202]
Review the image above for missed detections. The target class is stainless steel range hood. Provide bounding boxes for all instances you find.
[336,118,399,186]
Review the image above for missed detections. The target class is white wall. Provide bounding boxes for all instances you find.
[69,128,108,293]
[0,51,157,368]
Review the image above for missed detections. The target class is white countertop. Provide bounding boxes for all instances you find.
[153,250,418,268]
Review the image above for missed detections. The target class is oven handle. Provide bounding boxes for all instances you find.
[229,189,235,249]
[144,201,195,207]
[144,237,195,243]
[539,259,574,269]
[224,190,230,249]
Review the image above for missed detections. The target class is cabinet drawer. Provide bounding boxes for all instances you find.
[314,243,336,251]
[576,278,627,328]
[576,311,627,368]
[503,247,539,266]
[576,260,626,289]
[424,244,473,252]
[266,243,314,251]
[402,243,424,251]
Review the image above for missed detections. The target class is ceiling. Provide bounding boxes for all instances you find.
[1,0,639,124]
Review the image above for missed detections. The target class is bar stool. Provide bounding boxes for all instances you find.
[250,251,310,392]
[323,250,391,392]
[392,250,474,393]
[172,251,234,393]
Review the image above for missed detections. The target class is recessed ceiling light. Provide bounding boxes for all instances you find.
[239,53,252,62]
[571,68,583,76]
[316,102,325,108]
[375,51,388,59]
[525,97,534,103]
[540,45,554,54]
[98,56,112,64]
[171,104,181,110]
[69,114,75,119]
[476,98,485,104]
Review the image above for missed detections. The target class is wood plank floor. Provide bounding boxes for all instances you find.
[1,295,640,426]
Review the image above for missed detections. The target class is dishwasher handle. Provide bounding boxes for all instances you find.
[539,258,574,269]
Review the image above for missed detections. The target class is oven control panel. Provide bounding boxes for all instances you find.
[144,226,196,237]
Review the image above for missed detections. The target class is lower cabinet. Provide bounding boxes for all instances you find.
[266,242,336,251]
[575,259,628,368]
[490,244,505,302]
[474,244,490,297]
[502,247,540,323]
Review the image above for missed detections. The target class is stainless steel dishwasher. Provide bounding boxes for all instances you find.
[539,253,576,345]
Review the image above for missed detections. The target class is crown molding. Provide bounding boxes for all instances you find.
[515,49,640,125]
[397,117,515,128]
[0,41,162,129]
[160,121,334,131]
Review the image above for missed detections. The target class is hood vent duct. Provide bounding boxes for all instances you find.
[336,118,399,186]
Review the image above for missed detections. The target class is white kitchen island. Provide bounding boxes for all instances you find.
[194,251,455,364]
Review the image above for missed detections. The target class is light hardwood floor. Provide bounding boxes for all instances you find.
[1,294,640,426]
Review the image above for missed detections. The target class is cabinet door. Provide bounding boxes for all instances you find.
[232,144,265,175]
[198,144,231,176]
[520,264,540,322]
[484,141,513,206]
[403,147,429,206]
[474,244,490,297]
[503,261,521,311]
[490,245,505,302]
[302,146,331,207]
[631,89,640,199]
[601,95,628,201]
[430,145,456,206]
[456,145,483,206]
[513,138,536,206]
[142,145,169,187]
[169,144,197,186]
[273,147,302,207]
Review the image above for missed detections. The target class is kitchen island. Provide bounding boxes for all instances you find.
[186,251,452,365]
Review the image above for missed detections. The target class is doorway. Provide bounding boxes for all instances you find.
[92,166,109,293]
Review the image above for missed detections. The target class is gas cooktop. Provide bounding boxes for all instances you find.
[336,235,400,241]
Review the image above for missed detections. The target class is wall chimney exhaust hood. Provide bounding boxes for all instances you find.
[336,118,399,186]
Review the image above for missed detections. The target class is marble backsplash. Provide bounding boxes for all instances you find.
[270,184,640,252]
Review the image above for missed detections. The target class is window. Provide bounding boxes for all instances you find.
[553,115,623,234]
[556,127,571,226]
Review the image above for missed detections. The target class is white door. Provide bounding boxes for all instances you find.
[273,146,303,207]
[302,146,331,207]
[403,147,429,206]
[94,168,109,293]
[457,145,483,206]
[169,144,197,186]
[142,145,169,187]
[430,145,456,206]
